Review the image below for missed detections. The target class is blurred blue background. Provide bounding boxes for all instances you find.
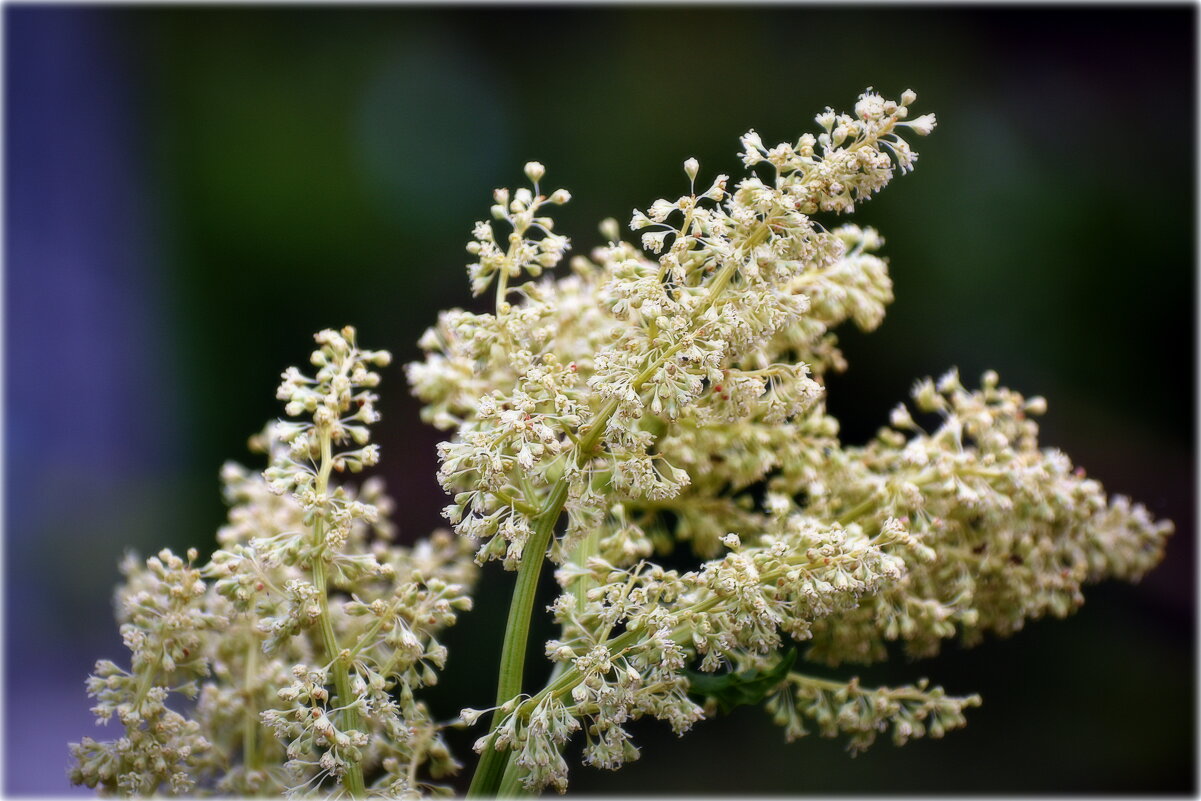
[4,5,1194,795]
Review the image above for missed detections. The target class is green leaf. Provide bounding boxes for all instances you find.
[685,647,798,715]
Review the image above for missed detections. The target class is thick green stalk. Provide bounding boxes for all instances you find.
[497,757,529,797]
[493,479,570,710]
[469,404,690,796]
[466,732,508,796]
[466,409,615,797]
[466,476,572,797]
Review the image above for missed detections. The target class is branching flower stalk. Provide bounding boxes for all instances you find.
[71,87,1172,798]
[72,329,478,796]
[446,89,934,794]
[309,424,367,797]
[469,217,776,796]
[412,87,1170,796]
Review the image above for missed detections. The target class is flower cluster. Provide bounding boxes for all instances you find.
[71,329,478,796]
[765,673,981,754]
[800,368,1173,665]
[409,88,1173,794]
[409,90,936,573]
[69,550,220,794]
[73,86,1173,798]
[474,517,925,791]
[466,161,572,300]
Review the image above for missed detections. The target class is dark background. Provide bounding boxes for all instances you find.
[5,5,1195,795]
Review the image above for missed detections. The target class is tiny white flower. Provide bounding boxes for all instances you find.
[907,113,937,135]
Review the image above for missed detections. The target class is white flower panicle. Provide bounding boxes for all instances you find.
[408,88,1172,795]
[69,550,221,795]
[72,329,478,797]
[264,326,390,495]
[801,369,1173,665]
[467,163,571,300]
[765,674,981,754]
[74,87,1171,799]
[410,90,934,573]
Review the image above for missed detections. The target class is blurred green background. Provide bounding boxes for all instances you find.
[5,5,1194,794]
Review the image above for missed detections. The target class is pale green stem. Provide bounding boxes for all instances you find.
[496,270,510,315]
[467,478,570,797]
[311,428,367,798]
[837,497,879,526]
[243,637,261,775]
[571,529,600,613]
[496,222,525,315]
[131,656,158,712]
[346,613,389,662]
[494,488,539,517]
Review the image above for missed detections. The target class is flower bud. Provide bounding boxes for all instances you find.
[683,157,699,183]
[524,161,546,183]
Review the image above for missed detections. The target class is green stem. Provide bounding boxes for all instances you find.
[496,479,570,707]
[312,429,367,798]
[497,757,529,797]
[131,657,158,712]
[496,269,510,315]
[243,638,261,776]
[571,528,600,612]
[466,733,508,797]
[495,488,539,517]
[466,478,570,797]
[837,496,879,526]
